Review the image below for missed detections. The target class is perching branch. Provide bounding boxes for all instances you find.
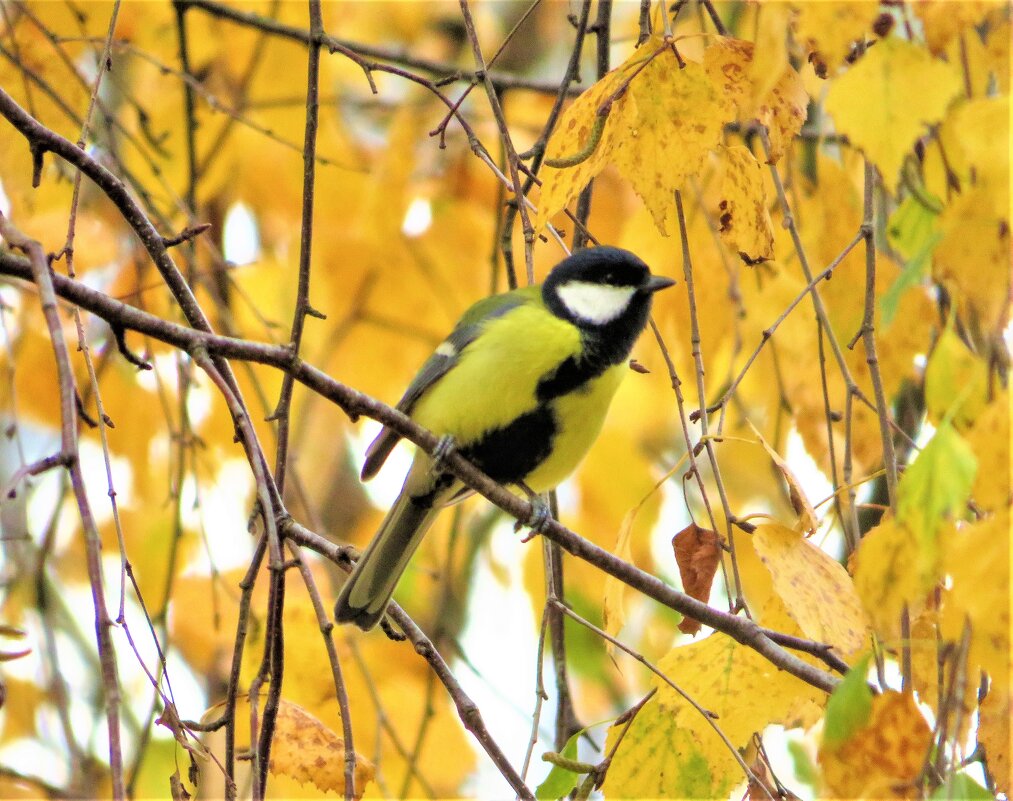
[0,246,841,695]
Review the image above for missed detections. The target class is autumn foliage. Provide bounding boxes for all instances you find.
[0,1,1008,800]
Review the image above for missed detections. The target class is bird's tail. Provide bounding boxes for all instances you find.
[333,486,442,631]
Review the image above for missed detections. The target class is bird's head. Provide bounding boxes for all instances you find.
[542,246,675,329]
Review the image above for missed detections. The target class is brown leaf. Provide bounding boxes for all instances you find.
[672,524,722,635]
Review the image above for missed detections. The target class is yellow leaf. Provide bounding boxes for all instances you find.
[792,1,880,74]
[0,677,44,740]
[741,3,791,106]
[702,36,755,116]
[535,57,639,231]
[924,326,988,428]
[747,422,818,533]
[538,36,742,235]
[824,37,963,192]
[913,0,996,55]
[978,687,1010,795]
[602,696,732,798]
[940,513,1011,692]
[716,146,775,265]
[170,571,245,679]
[941,97,1010,190]
[963,392,1010,513]
[908,603,940,711]
[239,592,475,797]
[602,508,636,651]
[756,66,809,163]
[818,690,933,798]
[984,19,1010,94]
[650,629,824,786]
[752,523,869,659]
[268,700,374,797]
[200,696,374,800]
[611,44,731,234]
[908,601,978,746]
[934,183,1011,340]
[851,517,929,641]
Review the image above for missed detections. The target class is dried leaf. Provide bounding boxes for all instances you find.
[671,523,722,635]
[169,771,191,801]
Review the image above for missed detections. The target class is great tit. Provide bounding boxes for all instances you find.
[334,246,674,630]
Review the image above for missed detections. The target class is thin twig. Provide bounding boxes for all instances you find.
[177,0,577,95]
[284,535,357,801]
[859,159,899,508]
[459,0,535,282]
[0,213,126,800]
[674,191,746,612]
[270,0,326,492]
[705,231,864,417]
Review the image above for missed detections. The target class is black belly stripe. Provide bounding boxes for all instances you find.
[460,406,557,485]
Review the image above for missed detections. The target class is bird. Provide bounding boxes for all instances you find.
[333,246,675,630]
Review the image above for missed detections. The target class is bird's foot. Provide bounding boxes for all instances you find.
[430,435,457,474]
[516,488,553,542]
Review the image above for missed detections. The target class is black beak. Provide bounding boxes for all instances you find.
[644,275,676,293]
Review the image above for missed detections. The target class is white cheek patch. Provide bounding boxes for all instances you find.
[557,281,637,324]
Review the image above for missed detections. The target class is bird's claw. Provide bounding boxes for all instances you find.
[430,435,457,474]
[518,495,552,542]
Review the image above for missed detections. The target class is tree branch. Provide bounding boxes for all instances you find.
[176,0,579,96]
[0,247,841,695]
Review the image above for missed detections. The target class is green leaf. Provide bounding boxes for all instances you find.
[822,654,873,750]
[535,731,584,800]
[882,194,942,325]
[787,740,819,787]
[930,773,993,800]
[897,422,978,545]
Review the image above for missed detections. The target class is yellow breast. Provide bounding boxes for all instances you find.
[410,304,625,490]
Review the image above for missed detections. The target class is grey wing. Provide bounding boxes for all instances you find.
[360,292,533,481]
[360,322,479,481]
